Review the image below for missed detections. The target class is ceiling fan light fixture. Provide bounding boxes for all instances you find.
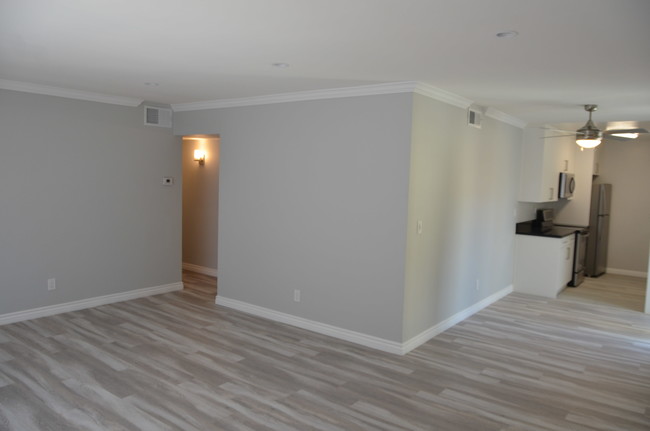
[576,123,601,138]
[575,104,603,148]
[576,138,602,148]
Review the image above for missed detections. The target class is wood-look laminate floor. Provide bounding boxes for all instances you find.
[1,271,649,430]
[559,273,647,312]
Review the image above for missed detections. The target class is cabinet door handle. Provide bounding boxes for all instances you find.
[549,187,554,200]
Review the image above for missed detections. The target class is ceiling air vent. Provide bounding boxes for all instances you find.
[468,107,482,128]
[144,106,172,128]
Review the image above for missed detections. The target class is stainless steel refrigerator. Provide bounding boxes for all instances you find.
[585,184,612,277]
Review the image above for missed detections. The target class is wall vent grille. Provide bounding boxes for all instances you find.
[468,108,482,128]
[144,106,172,128]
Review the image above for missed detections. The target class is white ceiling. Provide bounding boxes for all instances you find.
[1,0,649,125]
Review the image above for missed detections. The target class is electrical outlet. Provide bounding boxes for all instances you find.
[47,278,56,291]
[293,289,301,302]
[417,220,423,235]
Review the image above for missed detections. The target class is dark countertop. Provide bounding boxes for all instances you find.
[516,221,583,238]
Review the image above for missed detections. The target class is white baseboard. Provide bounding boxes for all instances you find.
[215,296,404,354]
[215,284,513,356]
[606,268,648,278]
[182,262,218,277]
[401,285,513,354]
[0,282,184,326]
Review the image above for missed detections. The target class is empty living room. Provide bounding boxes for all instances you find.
[1,1,649,430]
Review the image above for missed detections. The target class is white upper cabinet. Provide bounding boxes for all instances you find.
[518,127,576,203]
[556,131,575,173]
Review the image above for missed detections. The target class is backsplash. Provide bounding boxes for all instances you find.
[516,201,561,223]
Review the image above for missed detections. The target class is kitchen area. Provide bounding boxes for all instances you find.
[513,126,649,312]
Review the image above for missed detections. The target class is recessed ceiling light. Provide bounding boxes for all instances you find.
[144,82,160,86]
[496,31,519,38]
[272,62,290,68]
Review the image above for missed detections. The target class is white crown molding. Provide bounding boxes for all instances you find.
[0,77,526,127]
[182,262,218,277]
[216,284,513,355]
[485,107,527,129]
[171,81,525,128]
[171,82,419,112]
[171,81,475,112]
[412,82,473,109]
[0,282,183,326]
[0,79,143,107]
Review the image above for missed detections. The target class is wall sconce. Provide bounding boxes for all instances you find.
[193,149,206,165]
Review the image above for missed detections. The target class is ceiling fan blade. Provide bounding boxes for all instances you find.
[604,128,648,135]
[605,135,634,141]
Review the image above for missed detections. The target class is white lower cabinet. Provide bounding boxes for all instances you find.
[514,234,574,298]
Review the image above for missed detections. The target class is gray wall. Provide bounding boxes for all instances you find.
[596,138,650,274]
[402,95,522,340]
[182,136,220,270]
[0,89,182,315]
[175,94,414,341]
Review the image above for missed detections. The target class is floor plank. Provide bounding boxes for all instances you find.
[0,271,648,430]
[559,273,647,312]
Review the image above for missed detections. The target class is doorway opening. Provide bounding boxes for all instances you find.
[181,134,220,300]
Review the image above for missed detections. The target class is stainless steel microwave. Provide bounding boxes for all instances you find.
[559,172,575,199]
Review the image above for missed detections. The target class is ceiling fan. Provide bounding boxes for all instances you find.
[544,105,649,149]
